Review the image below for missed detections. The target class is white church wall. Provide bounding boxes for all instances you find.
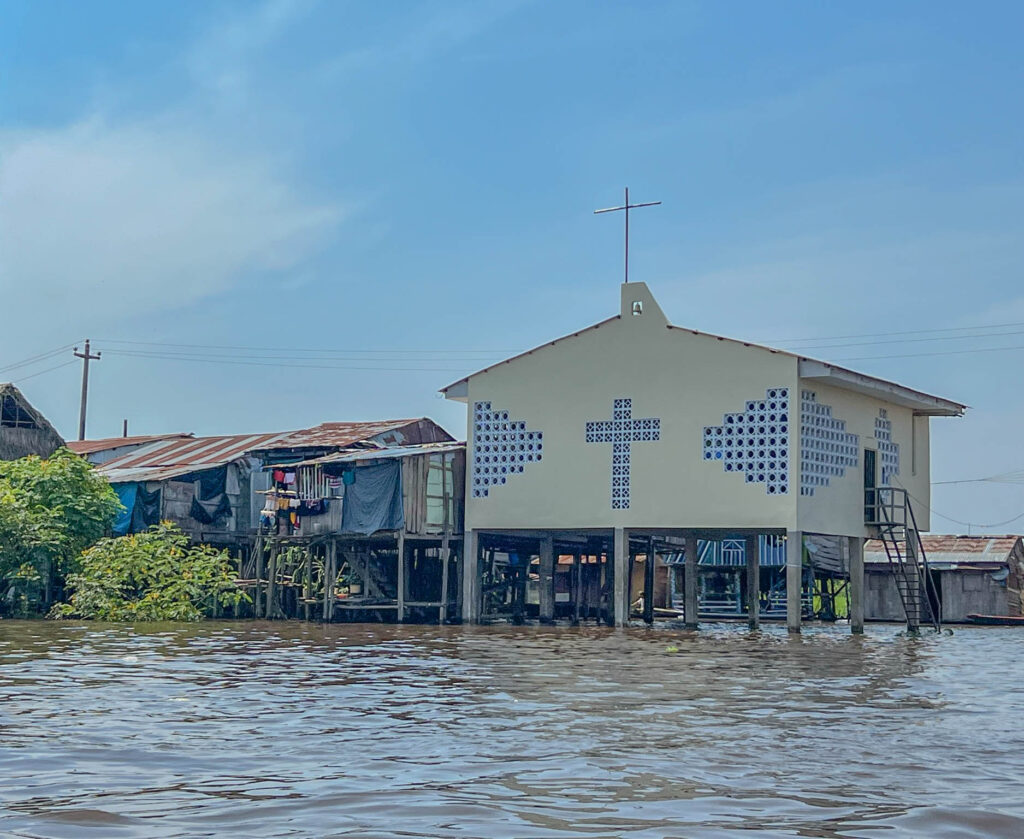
[463,283,800,532]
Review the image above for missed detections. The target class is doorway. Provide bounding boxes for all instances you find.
[863,448,877,522]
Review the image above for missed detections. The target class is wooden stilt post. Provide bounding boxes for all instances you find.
[322,539,335,622]
[684,532,699,630]
[511,553,525,625]
[643,535,655,625]
[440,533,451,624]
[265,542,279,619]
[254,537,264,619]
[572,551,582,626]
[746,533,760,630]
[539,534,555,624]
[304,548,313,622]
[396,533,406,623]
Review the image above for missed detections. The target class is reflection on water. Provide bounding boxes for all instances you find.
[0,620,1022,838]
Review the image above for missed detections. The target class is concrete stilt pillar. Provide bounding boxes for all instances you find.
[848,535,865,634]
[684,532,699,629]
[462,529,479,624]
[746,533,760,631]
[786,530,803,634]
[613,527,629,627]
[539,535,555,624]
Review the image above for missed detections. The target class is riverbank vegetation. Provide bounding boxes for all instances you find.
[0,449,242,620]
[52,523,244,622]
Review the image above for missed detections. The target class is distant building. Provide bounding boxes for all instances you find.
[0,383,65,461]
[865,535,1024,622]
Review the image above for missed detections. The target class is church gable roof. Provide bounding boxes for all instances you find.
[441,283,965,417]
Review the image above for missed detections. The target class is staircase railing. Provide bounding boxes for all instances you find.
[865,486,941,632]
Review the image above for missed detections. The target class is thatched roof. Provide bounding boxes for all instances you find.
[0,383,66,461]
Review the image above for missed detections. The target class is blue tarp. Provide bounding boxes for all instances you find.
[339,461,404,536]
[112,483,138,536]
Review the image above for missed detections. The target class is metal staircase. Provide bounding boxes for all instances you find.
[865,486,941,632]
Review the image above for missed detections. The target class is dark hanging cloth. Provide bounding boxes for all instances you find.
[131,485,162,531]
[190,493,232,525]
[297,498,327,517]
[197,466,227,501]
[340,461,404,536]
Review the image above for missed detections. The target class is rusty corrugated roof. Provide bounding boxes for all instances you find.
[259,418,449,450]
[68,433,193,455]
[98,432,294,483]
[866,535,1023,566]
[95,418,454,483]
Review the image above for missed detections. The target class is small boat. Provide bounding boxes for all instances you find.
[966,614,1024,626]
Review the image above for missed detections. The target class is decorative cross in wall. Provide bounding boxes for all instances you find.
[585,398,661,509]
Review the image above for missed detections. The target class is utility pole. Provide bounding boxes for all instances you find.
[73,340,101,441]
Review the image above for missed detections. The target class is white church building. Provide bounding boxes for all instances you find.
[442,282,965,631]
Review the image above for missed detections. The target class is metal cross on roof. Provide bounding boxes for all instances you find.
[594,187,661,285]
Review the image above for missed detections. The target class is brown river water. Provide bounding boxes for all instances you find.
[0,620,1022,839]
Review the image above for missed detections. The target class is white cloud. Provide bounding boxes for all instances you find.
[186,0,315,97]
[0,116,341,335]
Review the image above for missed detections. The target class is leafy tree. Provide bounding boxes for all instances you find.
[0,448,122,613]
[53,522,246,622]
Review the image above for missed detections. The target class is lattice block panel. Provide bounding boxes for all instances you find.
[702,388,790,495]
[875,409,900,486]
[799,390,859,496]
[471,402,543,498]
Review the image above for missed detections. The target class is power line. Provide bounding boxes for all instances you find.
[762,320,1024,345]
[101,348,501,364]
[778,328,1024,352]
[900,481,1024,530]
[0,342,81,375]
[12,359,77,384]
[833,343,1024,362]
[100,349,476,373]
[933,472,1024,486]
[96,338,518,355]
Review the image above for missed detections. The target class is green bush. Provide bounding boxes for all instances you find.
[0,448,122,613]
[52,522,246,622]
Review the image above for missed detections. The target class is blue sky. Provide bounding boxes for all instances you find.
[2,0,1023,531]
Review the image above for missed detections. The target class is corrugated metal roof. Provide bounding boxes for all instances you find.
[262,418,449,450]
[68,433,193,455]
[272,441,465,469]
[99,432,294,483]
[865,535,1023,567]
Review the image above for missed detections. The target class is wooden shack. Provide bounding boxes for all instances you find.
[248,442,466,624]
[0,383,65,461]
[865,535,1024,622]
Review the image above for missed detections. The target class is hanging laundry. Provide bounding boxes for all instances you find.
[273,469,285,483]
[298,498,327,517]
[284,472,296,484]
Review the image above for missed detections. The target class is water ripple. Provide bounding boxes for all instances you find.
[0,621,1022,837]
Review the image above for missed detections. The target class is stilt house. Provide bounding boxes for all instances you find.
[442,282,966,631]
